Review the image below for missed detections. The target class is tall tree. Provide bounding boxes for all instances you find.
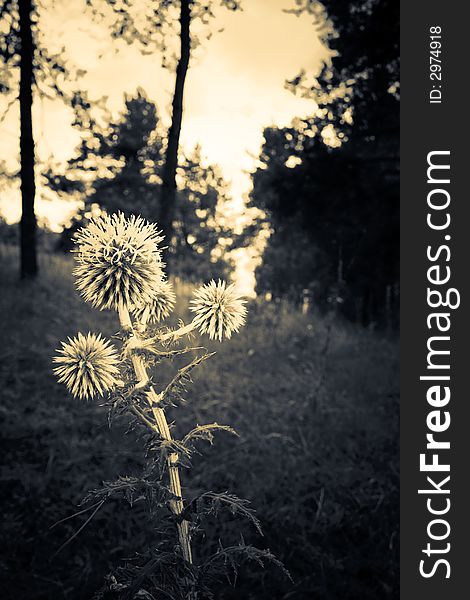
[1,0,86,278]
[158,0,190,253]
[1,0,37,277]
[247,0,399,326]
[18,0,37,278]
[93,0,242,267]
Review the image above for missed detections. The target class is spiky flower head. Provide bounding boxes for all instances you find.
[73,213,165,311]
[190,279,247,341]
[132,280,176,324]
[53,332,120,400]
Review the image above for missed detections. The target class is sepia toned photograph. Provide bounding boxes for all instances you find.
[0,1,399,599]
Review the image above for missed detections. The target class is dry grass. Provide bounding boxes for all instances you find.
[0,246,399,599]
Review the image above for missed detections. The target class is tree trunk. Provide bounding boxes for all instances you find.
[159,0,191,270]
[19,0,38,278]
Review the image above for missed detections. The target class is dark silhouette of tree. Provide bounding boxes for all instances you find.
[18,0,37,278]
[247,0,399,327]
[0,0,86,278]
[89,0,242,268]
[159,0,190,257]
[48,92,161,222]
[47,91,232,280]
[0,0,37,277]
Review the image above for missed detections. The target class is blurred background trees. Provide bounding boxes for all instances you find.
[0,0,86,278]
[1,0,399,328]
[1,0,243,278]
[88,0,242,267]
[47,90,231,280]
[1,0,40,278]
[0,2,400,598]
[246,0,399,327]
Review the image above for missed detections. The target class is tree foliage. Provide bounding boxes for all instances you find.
[86,0,242,268]
[249,0,399,327]
[48,91,232,280]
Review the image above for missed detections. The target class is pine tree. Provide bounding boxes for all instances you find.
[48,92,232,280]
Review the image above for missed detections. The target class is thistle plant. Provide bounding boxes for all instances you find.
[53,213,283,598]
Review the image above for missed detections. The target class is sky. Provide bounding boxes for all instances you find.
[0,0,329,291]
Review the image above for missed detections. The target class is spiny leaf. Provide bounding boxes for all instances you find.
[202,540,292,584]
[160,353,215,404]
[186,491,263,535]
[80,475,173,509]
[182,423,238,448]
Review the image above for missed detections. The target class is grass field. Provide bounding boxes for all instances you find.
[0,247,399,600]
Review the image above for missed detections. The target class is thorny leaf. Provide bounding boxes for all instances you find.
[93,546,198,600]
[183,423,238,450]
[159,352,215,405]
[80,475,174,510]
[124,337,205,362]
[185,492,263,535]
[202,539,292,585]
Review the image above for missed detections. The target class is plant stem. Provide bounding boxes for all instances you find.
[118,304,193,564]
[158,321,196,343]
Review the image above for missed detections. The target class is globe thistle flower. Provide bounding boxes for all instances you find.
[53,332,120,400]
[190,279,247,341]
[133,280,176,325]
[73,213,165,311]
